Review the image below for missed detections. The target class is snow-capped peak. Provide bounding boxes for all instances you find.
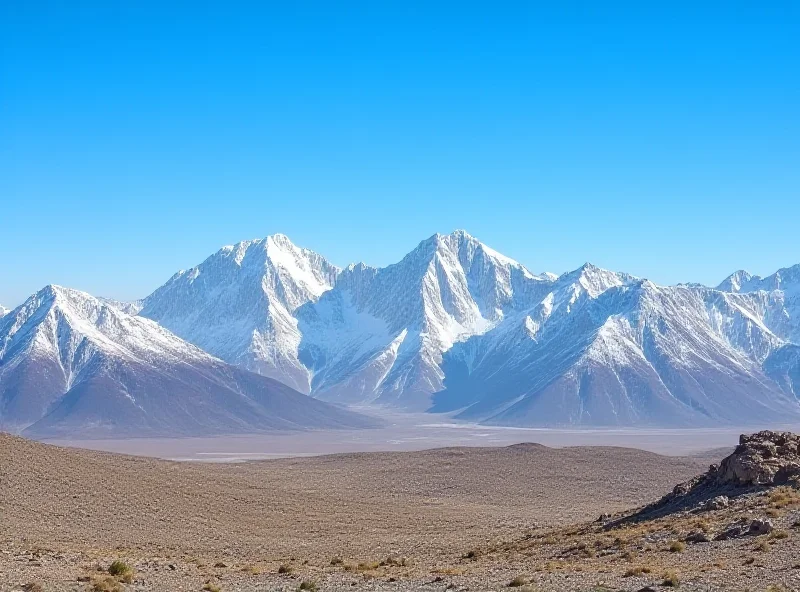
[557,262,635,298]
[717,269,754,292]
[0,284,211,365]
[718,264,800,295]
[139,234,341,393]
[0,304,9,318]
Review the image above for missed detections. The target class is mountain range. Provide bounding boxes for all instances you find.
[2,230,799,435]
[0,285,376,438]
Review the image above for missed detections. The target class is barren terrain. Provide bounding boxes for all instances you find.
[2,433,799,591]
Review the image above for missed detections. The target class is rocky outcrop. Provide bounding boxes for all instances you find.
[614,431,800,524]
[713,431,800,485]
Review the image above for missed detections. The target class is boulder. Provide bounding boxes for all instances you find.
[748,518,774,536]
[684,530,711,543]
[696,495,729,512]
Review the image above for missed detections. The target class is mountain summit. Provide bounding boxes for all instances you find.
[140,234,340,393]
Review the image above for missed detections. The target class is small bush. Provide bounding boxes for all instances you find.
[330,557,344,566]
[380,556,409,567]
[508,575,529,587]
[298,581,317,591]
[278,564,293,574]
[770,530,790,540]
[357,561,380,571]
[106,560,134,584]
[21,584,44,592]
[202,584,221,592]
[91,576,123,592]
[669,540,686,553]
[623,566,652,577]
[662,570,680,587]
[755,540,771,552]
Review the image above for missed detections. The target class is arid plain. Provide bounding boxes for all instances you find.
[5,428,800,592]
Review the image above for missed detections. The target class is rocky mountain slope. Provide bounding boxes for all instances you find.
[140,234,339,393]
[0,285,376,438]
[134,231,800,427]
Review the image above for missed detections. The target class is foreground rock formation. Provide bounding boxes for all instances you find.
[621,431,800,523]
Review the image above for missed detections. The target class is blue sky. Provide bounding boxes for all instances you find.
[1,3,799,306]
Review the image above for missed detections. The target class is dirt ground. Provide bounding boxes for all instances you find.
[2,434,796,591]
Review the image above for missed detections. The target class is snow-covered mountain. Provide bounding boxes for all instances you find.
[431,275,795,426]
[124,231,800,427]
[297,231,554,408]
[717,264,800,344]
[0,285,376,438]
[0,305,9,318]
[98,297,143,316]
[139,234,339,393]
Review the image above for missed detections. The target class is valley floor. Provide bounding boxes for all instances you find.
[39,410,797,460]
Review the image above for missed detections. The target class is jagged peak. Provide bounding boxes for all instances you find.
[556,263,636,299]
[717,269,753,292]
[344,261,377,273]
[717,263,800,294]
[408,230,533,274]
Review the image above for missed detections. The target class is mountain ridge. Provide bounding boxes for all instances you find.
[0,284,377,437]
[133,231,800,427]
[4,231,799,429]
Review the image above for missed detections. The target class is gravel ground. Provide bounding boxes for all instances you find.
[3,434,795,591]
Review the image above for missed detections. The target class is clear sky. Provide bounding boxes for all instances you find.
[1,3,799,307]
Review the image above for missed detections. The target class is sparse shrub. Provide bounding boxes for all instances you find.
[463,549,478,559]
[106,560,134,584]
[669,540,686,553]
[202,583,221,592]
[755,540,771,552]
[213,562,227,568]
[21,584,43,592]
[662,570,680,587]
[330,557,343,566]
[693,519,711,533]
[298,581,317,591]
[508,575,529,587]
[278,564,293,574]
[623,566,652,577]
[770,530,789,540]
[91,576,123,592]
[380,556,408,567]
[357,561,380,571]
